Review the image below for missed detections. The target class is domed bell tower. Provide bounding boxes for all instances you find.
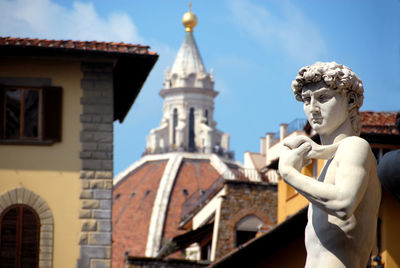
[146,4,230,155]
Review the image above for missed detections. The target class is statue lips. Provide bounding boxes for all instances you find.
[311,116,322,124]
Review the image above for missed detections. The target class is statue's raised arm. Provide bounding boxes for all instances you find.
[278,62,381,268]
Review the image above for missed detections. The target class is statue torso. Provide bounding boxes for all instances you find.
[304,140,381,268]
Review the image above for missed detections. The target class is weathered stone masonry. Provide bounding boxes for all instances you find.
[77,62,114,268]
[215,181,277,259]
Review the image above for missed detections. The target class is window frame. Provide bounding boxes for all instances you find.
[2,86,43,141]
[0,85,62,145]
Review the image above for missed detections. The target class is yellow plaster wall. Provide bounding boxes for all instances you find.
[277,179,308,224]
[277,159,324,224]
[0,58,82,267]
[380,189,400,268]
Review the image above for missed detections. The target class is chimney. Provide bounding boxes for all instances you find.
[260,137,266,155]
[265,133,275,150]
[280,124,288,141]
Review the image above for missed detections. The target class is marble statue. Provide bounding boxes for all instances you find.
[278,62,381,268]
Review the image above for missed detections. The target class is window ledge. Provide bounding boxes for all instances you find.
[0,139,55,146]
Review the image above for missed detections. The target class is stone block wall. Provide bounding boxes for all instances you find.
[215,181,277,259]
[77,62,114,268]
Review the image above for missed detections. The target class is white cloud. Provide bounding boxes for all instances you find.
[0,0,142,43]
[227,0,326,63]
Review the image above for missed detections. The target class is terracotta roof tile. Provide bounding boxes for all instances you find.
[112,160,168,264]
[112,158,223,264]
[361,111,399,135]
[163,159,222,241]
[0,36,157,55]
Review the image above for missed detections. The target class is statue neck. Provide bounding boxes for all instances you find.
[320,118,355,145]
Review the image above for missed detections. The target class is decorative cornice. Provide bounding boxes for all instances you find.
[159,87,218,98]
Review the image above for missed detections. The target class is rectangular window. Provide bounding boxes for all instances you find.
[5,88,39,139]
[0,86,62,144]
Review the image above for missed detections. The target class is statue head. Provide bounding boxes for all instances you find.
[291,62,364,135]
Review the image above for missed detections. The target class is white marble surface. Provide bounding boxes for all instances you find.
[279,62,381,268]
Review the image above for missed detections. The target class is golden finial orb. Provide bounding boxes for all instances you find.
[182,2,198,32]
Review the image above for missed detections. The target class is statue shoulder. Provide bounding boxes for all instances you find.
[339,136,369,147]
[336,136,371,163]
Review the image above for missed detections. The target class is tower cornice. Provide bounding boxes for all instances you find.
[159,87,219,98]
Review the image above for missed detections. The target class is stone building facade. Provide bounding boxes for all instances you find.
[0,37,157,268]
[77,62,115,267]
[215,181,277,259]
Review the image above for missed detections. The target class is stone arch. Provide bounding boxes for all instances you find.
[0,187,54,268]
[225,209,274,249]
[235,215,264,231]
[228,209,274,233]
[234,215,263,247]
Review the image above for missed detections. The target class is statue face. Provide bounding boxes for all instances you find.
[302,81,349,136]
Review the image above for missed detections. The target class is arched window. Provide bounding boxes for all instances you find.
[204,110,209,125]
[173,108,178,145]
[189,108,195,152]
[0,205,40,268]
[235,215,263,247]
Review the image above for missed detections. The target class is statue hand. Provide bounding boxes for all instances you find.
[279,142,312,178]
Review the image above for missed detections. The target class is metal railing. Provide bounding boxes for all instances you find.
[273,118,308,140]
[225,168,266,182]
[287,118,308,135]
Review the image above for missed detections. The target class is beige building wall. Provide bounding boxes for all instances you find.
[0,58,82,267]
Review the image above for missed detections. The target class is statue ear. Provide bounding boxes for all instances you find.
[347,92,357,110]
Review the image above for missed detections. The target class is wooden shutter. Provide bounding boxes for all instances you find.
[20,207,40,267]
[0,85,4,139]
[0,205,40,268]
[0,206,18,267]
[42,86,62,142]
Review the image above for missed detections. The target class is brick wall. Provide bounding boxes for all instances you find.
[215,181,277,260]
[77,62,114,268]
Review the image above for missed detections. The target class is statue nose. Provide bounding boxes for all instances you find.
[310,98,320,113]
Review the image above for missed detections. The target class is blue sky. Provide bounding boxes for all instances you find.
[1,0,399,175]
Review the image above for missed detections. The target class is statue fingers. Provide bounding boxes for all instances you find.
[294,142,312,156]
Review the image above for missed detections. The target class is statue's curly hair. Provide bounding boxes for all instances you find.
[291,62,364,135]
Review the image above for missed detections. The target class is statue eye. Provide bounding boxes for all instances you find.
[318,95,330,102]
[302,96,311,103]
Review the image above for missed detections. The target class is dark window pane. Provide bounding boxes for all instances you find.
[5,89,21,137]
[173,108,178,145]
[200,240,211,260]
[0,207,18,268]
[23,90,39,138]
[189,108,195,152]
[236,230,257,247]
